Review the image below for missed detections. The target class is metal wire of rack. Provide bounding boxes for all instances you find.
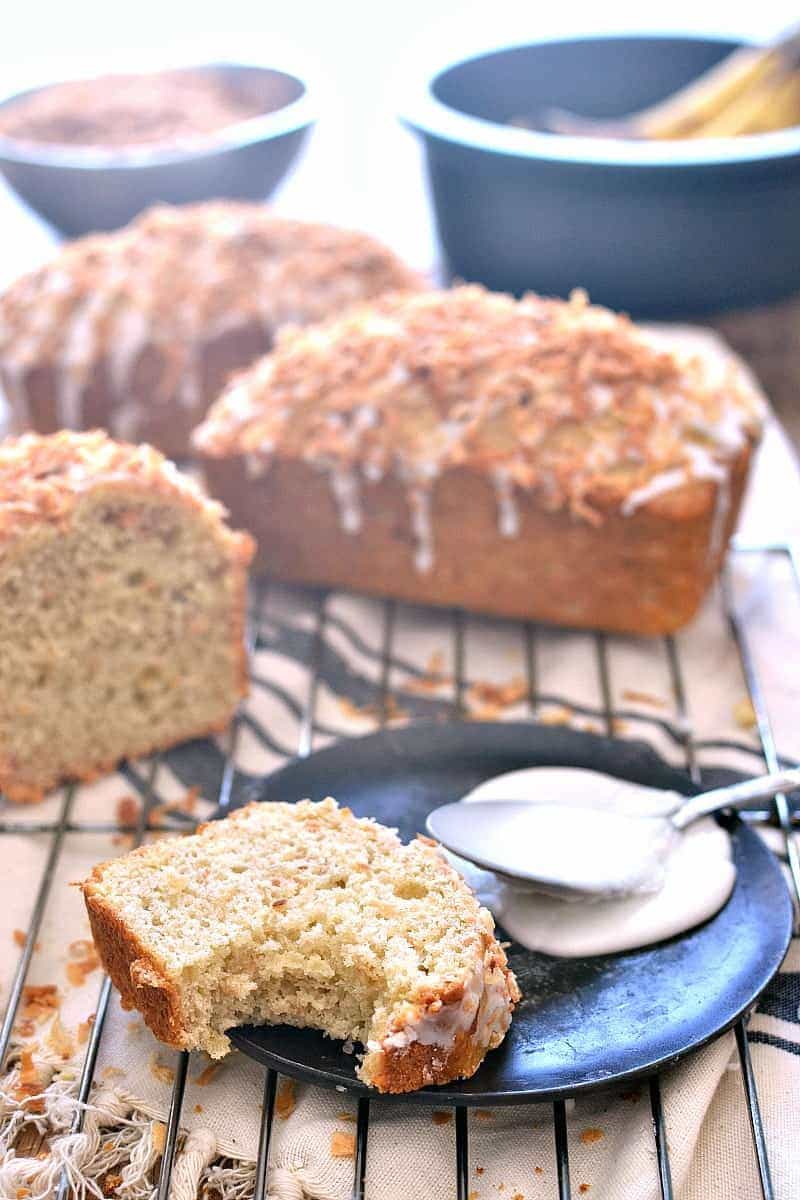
[1,545,798,1200]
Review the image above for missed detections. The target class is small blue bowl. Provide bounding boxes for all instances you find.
[0,62,315,237]
[400,34,800,317]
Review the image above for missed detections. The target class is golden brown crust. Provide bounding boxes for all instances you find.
[202,443,751,636]
[83,868,187,1047]
[367,1025,491,1094]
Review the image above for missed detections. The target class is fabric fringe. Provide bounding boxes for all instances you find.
[171,1128,217,1200]
[0,1058,328,1200]
[199,1157,339,1200]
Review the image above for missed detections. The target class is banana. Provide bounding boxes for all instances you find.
[641,46,774,138]
[538,24,800,142]
[687,61,798,137]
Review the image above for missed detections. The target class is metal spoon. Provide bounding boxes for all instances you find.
[426,767,800,899]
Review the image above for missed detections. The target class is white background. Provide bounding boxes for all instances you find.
[0,1,797,279]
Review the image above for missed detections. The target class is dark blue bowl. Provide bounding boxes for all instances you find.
[0,62,315,237]
[401,35,800,317]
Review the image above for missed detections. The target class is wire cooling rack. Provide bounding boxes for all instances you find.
[1,541,798,1200]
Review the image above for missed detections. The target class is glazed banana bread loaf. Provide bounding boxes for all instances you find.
[83,797,519,1092]
[0,202,421,458]
[193,286,764,636]
[0,430,253,803]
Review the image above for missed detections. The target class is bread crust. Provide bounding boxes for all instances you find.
[0,709,237,806]
[202,445,752,636]
[366,1026,496,1094]
[362,938,520,1093]
[83,860,187,1047]
[1,323,269,461]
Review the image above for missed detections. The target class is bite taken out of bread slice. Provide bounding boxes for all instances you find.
[0,430,254,802]
[82,798,520,1093]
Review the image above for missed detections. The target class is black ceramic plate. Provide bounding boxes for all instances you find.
[230,721,793,1103]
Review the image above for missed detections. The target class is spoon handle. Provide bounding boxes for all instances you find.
[672,767,800,830]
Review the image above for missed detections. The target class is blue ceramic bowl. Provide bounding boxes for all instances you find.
[0,62,315,237]
[400,35,800,317]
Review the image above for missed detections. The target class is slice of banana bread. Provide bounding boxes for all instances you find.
[0,430,254,802]
[82,798,520,1093]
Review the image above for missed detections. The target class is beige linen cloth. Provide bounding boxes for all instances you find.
[1,403,800,1195]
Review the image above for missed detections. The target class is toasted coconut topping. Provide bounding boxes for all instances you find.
[0,202,422,434]
[195,286,764,523]
[0,430,251,555]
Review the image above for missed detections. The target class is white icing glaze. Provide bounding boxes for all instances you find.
[112,401,142,443]
[684,442,727,484]
[363,461,384,483]
[330,468,363,534]
[368,955,512,1055]
[107,303,150,397]
[375,967,483,1052]
[245,452,269,479]
[1,365,30,428]
[354,404,379,431]
[692,407,748,454]
[222,382,256,421]
[589,382,614,411]
[178,346,203,411]
[452,767,736,957]
[621,442,730,518]
[621,439,735,561]
[409,486,434,573]
[493,468,520,538]
[621,468,690,516]
[58,286,118,427]
[708,472,732,563]
[494,822,734,957]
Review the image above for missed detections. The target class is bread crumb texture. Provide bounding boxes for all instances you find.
[82,798,519,1093]
[0,431,253,802]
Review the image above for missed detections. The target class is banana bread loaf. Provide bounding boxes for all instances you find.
[82,797,520,1092]
[0,202,421,458]
[0,430,254,803]
[193,286,764,635]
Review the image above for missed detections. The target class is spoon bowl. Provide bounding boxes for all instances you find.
[427,799,678,898]
[426,766,800,899]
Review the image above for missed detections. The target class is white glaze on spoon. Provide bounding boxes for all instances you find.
[449,767,736,957]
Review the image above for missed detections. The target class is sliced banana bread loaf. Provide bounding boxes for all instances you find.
[0,430,254,802]
[82,797,520,1093]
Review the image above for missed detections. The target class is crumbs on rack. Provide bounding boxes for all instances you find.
[330,1130,356,1159]
[149,1053,175,1085]
[276,1078,296,1119]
